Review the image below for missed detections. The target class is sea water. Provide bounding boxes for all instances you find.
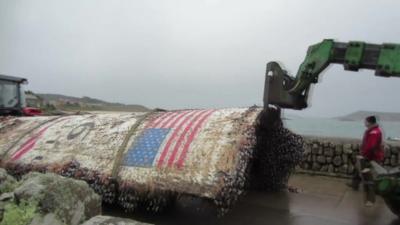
[284,116,400,140]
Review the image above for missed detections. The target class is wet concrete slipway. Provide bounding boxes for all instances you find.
[105,174,399,225]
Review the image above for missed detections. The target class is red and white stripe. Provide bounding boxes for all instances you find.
[11,126,49,161]
[147,110,215,168]
[10,117,68,161]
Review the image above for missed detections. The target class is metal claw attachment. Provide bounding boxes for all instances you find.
[263,62,308,110]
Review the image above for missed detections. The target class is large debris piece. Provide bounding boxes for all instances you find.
[0,107,304,215]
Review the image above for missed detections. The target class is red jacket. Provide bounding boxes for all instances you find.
[361,125,384,162]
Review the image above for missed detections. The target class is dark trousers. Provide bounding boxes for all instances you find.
[352,157,376,203]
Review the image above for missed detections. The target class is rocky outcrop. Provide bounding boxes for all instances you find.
[0,172,101,225]
[299,136,400,177]
[0,169,17,194]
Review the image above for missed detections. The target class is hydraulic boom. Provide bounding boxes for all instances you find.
[264,39,400,109]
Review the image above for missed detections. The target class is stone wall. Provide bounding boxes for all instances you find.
[297,136,400,177]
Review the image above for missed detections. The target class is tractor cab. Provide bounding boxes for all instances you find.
[0,74,41,116]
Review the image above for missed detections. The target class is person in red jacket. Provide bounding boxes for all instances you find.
[348,116,384,206]
[361,116,384,162]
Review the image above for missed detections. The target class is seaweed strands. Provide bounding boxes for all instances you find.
[1,161,48,180]
[251,107,305,191]
[117,179,174,213]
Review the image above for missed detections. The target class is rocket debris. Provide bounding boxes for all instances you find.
[0,107,303,215]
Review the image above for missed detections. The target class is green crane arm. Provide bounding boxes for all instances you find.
[264,39,400,110]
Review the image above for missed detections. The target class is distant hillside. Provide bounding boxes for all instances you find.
[37,93,150,112]
[337,111,400,122]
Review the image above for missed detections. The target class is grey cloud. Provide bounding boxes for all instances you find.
[1,0,400,117]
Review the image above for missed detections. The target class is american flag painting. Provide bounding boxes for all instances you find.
[123,110,215,169]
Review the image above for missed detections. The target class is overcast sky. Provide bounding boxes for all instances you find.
[1,0,399,117]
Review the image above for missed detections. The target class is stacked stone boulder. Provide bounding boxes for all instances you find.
[299,136,400,177]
